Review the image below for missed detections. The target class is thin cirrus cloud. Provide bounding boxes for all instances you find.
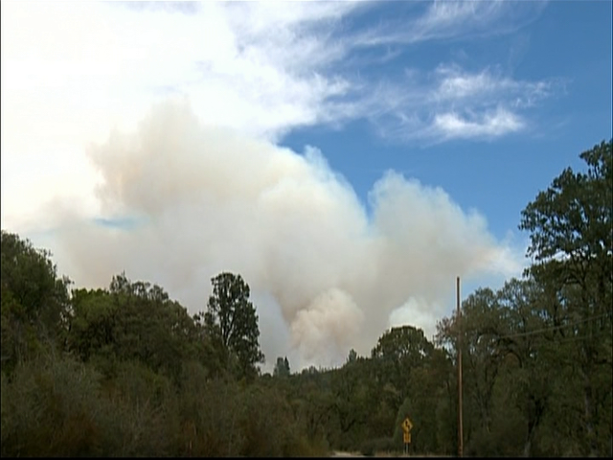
[432,108,524,141]
[362,64,560,143]
[352,0,547,47]
[432,64,556,108]
[424,66,560,141]
[330,0,556,142]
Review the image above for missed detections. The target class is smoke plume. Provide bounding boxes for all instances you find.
[47,100,519,370]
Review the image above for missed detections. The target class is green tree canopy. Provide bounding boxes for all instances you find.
[202,272,264,380]
[273,356,290,377]
[519,139,612,456]
[67,273,212,383]
[371,325,435,411]
[1,230,71,371]
[372,325,434,364]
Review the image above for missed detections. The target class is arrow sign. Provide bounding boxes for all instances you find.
[402,416,413,432]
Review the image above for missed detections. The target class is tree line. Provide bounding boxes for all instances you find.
[1,139,611,456]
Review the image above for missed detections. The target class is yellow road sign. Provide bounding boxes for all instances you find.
[403,432,411,444]
[402,416,413,432]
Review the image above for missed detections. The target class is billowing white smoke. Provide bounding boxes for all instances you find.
[48,100,519,371]
[291,288,364,369]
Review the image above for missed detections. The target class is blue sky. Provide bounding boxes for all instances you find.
[1,1,611,370]
[280,0,612,241]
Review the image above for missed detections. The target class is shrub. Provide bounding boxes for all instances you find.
[1,354,106,457]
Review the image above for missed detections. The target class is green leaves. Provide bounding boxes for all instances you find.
[66,275,209,384]
[372,325,434,364]
[520,139,612,269]
[203,272,265,381]
[519,139,612,456]
[274,356,291,377]
[0,231,71,372]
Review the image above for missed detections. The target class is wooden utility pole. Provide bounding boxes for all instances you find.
[457,276,463,457]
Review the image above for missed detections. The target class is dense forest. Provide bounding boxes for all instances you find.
[1,140,611,457]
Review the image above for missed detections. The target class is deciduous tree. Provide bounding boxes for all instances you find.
[202,272,264,380]
[519,139,612,456]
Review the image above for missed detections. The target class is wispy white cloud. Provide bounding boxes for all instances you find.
[432,64,557,108]
[352,0,547,47]
[431,107,524,140]
[364,64,562,142]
